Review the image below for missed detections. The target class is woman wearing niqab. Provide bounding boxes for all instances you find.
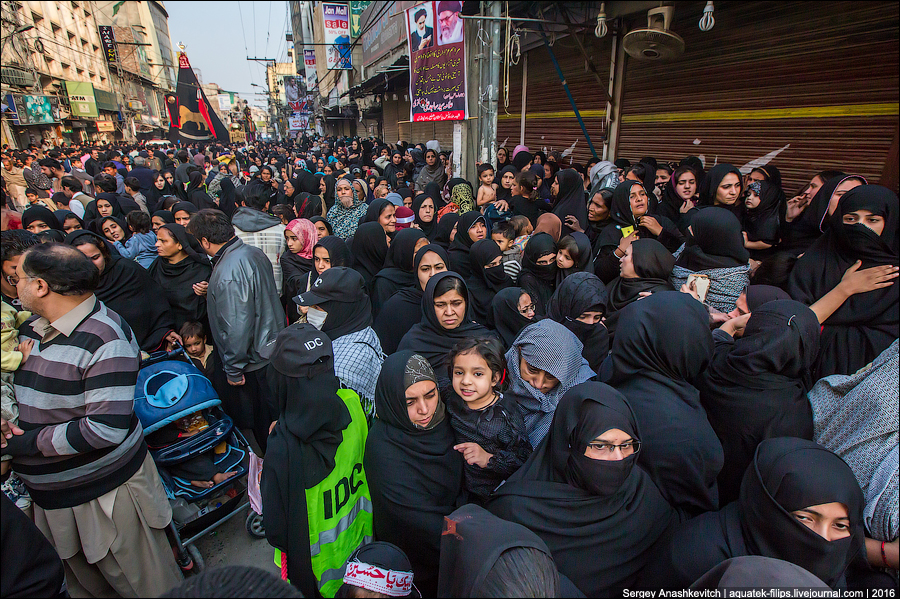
[486,382,676,596]
[546,272,610,373]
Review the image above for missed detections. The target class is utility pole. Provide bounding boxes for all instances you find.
[247,57,278,138]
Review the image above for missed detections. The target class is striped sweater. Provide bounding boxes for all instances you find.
[3,297,146,509]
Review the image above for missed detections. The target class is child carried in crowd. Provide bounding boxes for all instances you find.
[446,337,532,501]
[112,211,158,268]
[491,220,522,283]
[1,300,33,512]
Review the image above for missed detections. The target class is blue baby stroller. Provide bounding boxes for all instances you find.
[134,348,265,573]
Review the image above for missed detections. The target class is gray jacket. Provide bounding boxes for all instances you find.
[207,237,285,382]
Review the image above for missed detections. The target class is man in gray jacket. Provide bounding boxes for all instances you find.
[188,209,285,454]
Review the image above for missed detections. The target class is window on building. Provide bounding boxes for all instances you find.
[31,11,43,26]
[50,21,61,36]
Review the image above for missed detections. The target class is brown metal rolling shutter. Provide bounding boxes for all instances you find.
[497,39,611,165]
[616,0,899,194]
[383,99,401,144]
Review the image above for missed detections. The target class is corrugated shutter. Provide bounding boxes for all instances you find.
[391,97,455,150]
[383,99,400,144]
[616,0,899,194]
[497,39,611,165]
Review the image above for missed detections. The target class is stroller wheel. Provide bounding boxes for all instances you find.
[246,511,266,539]
[187,544,205,574]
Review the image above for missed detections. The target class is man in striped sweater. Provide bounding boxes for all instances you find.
[1,243,182,597]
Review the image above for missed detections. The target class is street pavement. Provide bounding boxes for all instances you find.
[192,504,274,573]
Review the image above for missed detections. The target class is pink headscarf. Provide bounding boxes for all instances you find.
[286,218,317,259]
[512,144,530,159]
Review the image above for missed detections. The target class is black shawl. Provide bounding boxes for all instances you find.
[552,169,589,237]
[321,174,336,210]
[597,180,685,253]
[170,201,199,223]
[309,214,333,235]
[412,193,437,239]
[423,182,446,210]
[466,239,513,328]
[433,212,459,250]
[262,326,351,597]
[495,165,519,202]
[697,164,744,220]
[83,192,124,227]
[315,235,352,268]
[397,271,492,377]
[601,291,723,517]
[351,221,389,289]
[656,165,698,229]
[696,300,820,505]
[364,351,464,597]
[741,180,782,249]
[216,177,238,220]
[374,245,449,355]
[147,223,211,332]
[66,230,175,351]
[382,152,403,189]
[517,233,558,316]
[187,170,217,210]
[639,437,865,590]
[546,272,610,373]
[281,249,314,303]
[447,211,486,279]
[100,216,131,243]
[55,209,85,231]
[675,207,750,271]
[486,382,676,596]
[604,239,675,339]
[787,185,899,379]
[490,287,538,349]
[780,174,856,255]
[22,206,62,231]
[361,198,393,226]
[555,231,594,286]
[370,228,427,317]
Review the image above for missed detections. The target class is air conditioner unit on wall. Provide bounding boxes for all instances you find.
[127,100,143,111]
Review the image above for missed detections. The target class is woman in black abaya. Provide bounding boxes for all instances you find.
[433,212,459,251]
[397,272,492,383]
[640,437,865,590]
[465,239,513,328]
[545,272,609,373]
[370,228,427,316]
[604,239,675,339]
[696,163,744,221]
[787,185,899,380]
[696,300,820,505]
[374,244,449,355]
[148,223,212,332]
[490,287,538,349]
[364,351,464,598]
[350,221,389,291]
[447,212,487,279]
[486,382,677,596]
[601,291,723,517]
[517,232,558,316]
[551,169,589,238]
[66,230,177,352]
[186,170,217,210]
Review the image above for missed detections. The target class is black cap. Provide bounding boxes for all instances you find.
[293,266,365,307]
[259,323,333,375]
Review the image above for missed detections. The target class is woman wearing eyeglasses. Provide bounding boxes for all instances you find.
[486,381,676,597]
[601,291,724,519]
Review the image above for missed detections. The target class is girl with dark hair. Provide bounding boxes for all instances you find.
[657,165,699,232]
[446,336,532,501]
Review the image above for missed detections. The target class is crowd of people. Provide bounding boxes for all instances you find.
[0,134,897,598]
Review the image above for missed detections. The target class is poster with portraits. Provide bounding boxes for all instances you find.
[406,1,467,121]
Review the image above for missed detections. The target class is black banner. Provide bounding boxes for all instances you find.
[167,52,230,143]
[98,26,117,65]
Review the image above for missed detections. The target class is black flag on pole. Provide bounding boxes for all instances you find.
[167,51,229,143]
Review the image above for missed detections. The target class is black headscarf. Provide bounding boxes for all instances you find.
[152,209,176,227]
[742,180,782,246]
[187,170,217,210]
[782,174,857,254]
[600,291,722,517]
[364,351,464,598]
[371,228,427,317]
[433,212,459,250]
[147,175,174,213]
[66,230,175,352]
[689,556,830,590]
[412,194,436,239]
[373,245,449,355]
[23,206,63,231]
[447,212,486,279]
[309,214,333,235]
[787,185,898,379]
[100,216,131,243]
[83,192,123,224]
[171,201,199,222]
[676,207,750,270]
[495,165,519,202]
[54,209,84,231]
[555,231,593,286]
[552,169,588,237]
[490,287,538,349]
[466,239,513,328]
[511,150,533,171]
[486,382,676,596]
[314,235,352,268]
[147,223,211,331]
[262,325,352,598]
[316,269,374,340]
[518,232,558,316]
[604,239,675,338]
[698,164,744,220]
[697,300,820,504]
[321,174,336,209]
[640,437,864,590]
[657,165,698,226]
[396,271,492,377]
[546,272,609,373]
[745,284,790,311]
[361,198,393,226]
[438,503,559,598]
[423,182,446,210]
[382,151,403,189]
[351,221,389,289]
[216,177,238,220]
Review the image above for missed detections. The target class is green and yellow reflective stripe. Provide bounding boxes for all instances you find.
[310,497,374,557]
[498,103,898,122]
